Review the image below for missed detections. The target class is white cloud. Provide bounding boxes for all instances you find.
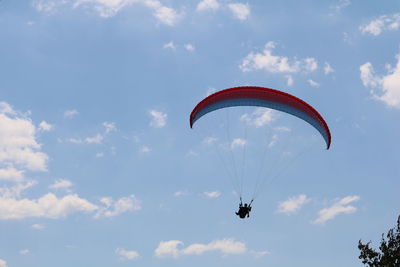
[313,195,360,224]
[38,121,54,131]
[267,134,278,148]
[360,13,400,36]
[96,152,104,158]
[0,105,48,171]
[155,238,247,258]
[230,138,247,149]
[0,259,7,267]
[203,137,217,145]
[203,191,221,198]
[140,145,151,153]
[360,62,381,88]
[277,194,310,215]
[197,0,219,11]
[274,126,291,132]
[66,138,83,144]
[49,179,73,191]
[240,42,318,74]
[186,150,198,157]
[155,240,183,258]
[0,167,24,182]
[116,248,140,260]
[146,0,181,26]
[308,79,320,87]
[32,0,67,14]
[163,41,176,50]
[228,3,250,21]
[72,0,181,24]
[85,134,104,144]
[360,55,400,108]
[174,190,189,197]
[31,223,45,230]
[286,75,293,86]
[103,122,116,133]
[0,102,15,115]
[184,43,195,52]
[304,58,318,72]
[330,0,351,13]
[0,193,98,220]
[0,180,37,199]
[240,108,275,127]
[324,62,334,75]
[64,109,79,118]
[95,195,141,218]
[250,250,270,258]
[20,249,29,255]
[149,110,167,128]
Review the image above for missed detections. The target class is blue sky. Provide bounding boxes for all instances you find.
[0,0,400,266]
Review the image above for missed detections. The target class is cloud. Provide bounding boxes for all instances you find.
[0,180,37,199]
[230,138,247,149]
[0,191,140,220]
[330,0,351,14]
[95,195,141,218]
[154,238,247,258]
[0,193,98,220]
[20,249,29,255]
[307,79,320,87]
[313,195,360,224]
[95,152,104,158]
[174,190,189,197]
[38,121,54,131]
[0,104,48,171]
[274,126,291,132]
[240,108,275,127]
[64,109,79,118]
[85,134,104,144]
[103,122,117,134]
[184,43,195,52]
[32,0,67,14]
[71,0,182,24]
[267,134,278,148]
[304,58,318,72]
[140,145,151,153]
[203,191,221,198]
[155,240,183,258]
[31,223,45,230]
[197,0,219,11]
[324,62,334,75]
[116,248,140,260]
[360,13,400,36]
[0,167,25,182]
[228,3,250,21]
[240,42,318,74]
[66,134,103,145]
[286,75,293,86]
[250,250,270,258]
[277,194,310,215]
[0,259,7,267]
[0,102,15,115]
[49,179,73,191]
[360,55,400,108]
[146,0,181,26]
[163,41,176,50]
[149,110,167,128]
[203,137,217,145]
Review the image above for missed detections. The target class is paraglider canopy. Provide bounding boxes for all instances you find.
[190,86,331,149]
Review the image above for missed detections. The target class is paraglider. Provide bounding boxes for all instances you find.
[236,198,253,219]
[190,86,331,219]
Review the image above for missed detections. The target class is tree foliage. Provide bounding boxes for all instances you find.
[358,216,400,267]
